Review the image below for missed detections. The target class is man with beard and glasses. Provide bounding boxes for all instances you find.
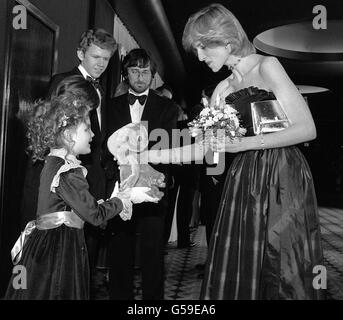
[106,48,178,300]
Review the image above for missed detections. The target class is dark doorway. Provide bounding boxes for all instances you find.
[0,0,59,296]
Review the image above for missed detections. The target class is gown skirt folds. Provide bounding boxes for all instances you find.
[200,87,324,300]
[5,225,89,300]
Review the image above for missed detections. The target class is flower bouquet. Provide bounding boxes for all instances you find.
[188,95,246,163]
[188,95,246,150]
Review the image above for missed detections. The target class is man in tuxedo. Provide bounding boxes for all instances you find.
[48,28,117,270]
[106,49,178,300]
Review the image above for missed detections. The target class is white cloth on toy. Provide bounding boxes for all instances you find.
[107,123,165,201]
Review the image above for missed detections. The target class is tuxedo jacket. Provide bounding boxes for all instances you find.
[48,67,109,200]
[105,90,179,213]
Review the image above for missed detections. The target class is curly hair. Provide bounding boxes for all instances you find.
[77,28,117,56]
[26,94,91,161]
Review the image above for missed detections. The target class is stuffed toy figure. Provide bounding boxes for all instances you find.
[107,123,165,200]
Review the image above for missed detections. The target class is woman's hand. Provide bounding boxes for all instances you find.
[210,78,233,107]
[193,129,213,147]
[210,136,252,153]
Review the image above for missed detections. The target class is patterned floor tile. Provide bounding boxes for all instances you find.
[92,207,343,300]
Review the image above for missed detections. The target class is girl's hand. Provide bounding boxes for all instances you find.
[111,183,159,203]
[130,187,159,203]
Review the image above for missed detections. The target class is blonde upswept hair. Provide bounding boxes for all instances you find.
[182,3,255,57]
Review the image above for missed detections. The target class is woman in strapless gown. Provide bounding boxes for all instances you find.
[148,3,324,299]
[200,86,324,300]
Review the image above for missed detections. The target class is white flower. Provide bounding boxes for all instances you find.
[200,108,210,116]
[239,127,247,135]
[204,119,214,127]
[190,128,202,137]
[201,97,209,107]
[73,100,81,107]
[224,104,237,114]
[188,99,245,142]
[59,114,69,128]
[210,111,216,116]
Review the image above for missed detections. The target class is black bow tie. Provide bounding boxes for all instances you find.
[86,76,104,95]
[86,76,100,87]
[128,93,147,105]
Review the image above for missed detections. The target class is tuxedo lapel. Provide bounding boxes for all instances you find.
[119,93,132,126]
[141,92,158,124]
[100,100,107,137]
[90,108,100,137]
[72,67,82,76]
[84,69,106,141]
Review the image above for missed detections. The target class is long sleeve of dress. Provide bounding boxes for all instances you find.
[56,168,123,226]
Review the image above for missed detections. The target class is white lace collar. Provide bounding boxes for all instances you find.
[49,149,87,192]
[48,148,81,166]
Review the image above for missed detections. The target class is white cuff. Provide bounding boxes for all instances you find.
[118,197,133,221]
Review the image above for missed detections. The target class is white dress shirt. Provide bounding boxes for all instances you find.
[78,65,102,130]
[128,88,149,123]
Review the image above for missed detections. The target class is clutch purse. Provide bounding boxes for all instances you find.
[251,99,290,135]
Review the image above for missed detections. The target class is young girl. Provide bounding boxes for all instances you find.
[19,75,101,227]
[5,89,157,300]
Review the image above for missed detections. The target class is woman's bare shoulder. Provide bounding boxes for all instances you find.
[257,55,281,71]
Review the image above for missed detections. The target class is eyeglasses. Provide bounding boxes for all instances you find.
[128,68,151,79]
